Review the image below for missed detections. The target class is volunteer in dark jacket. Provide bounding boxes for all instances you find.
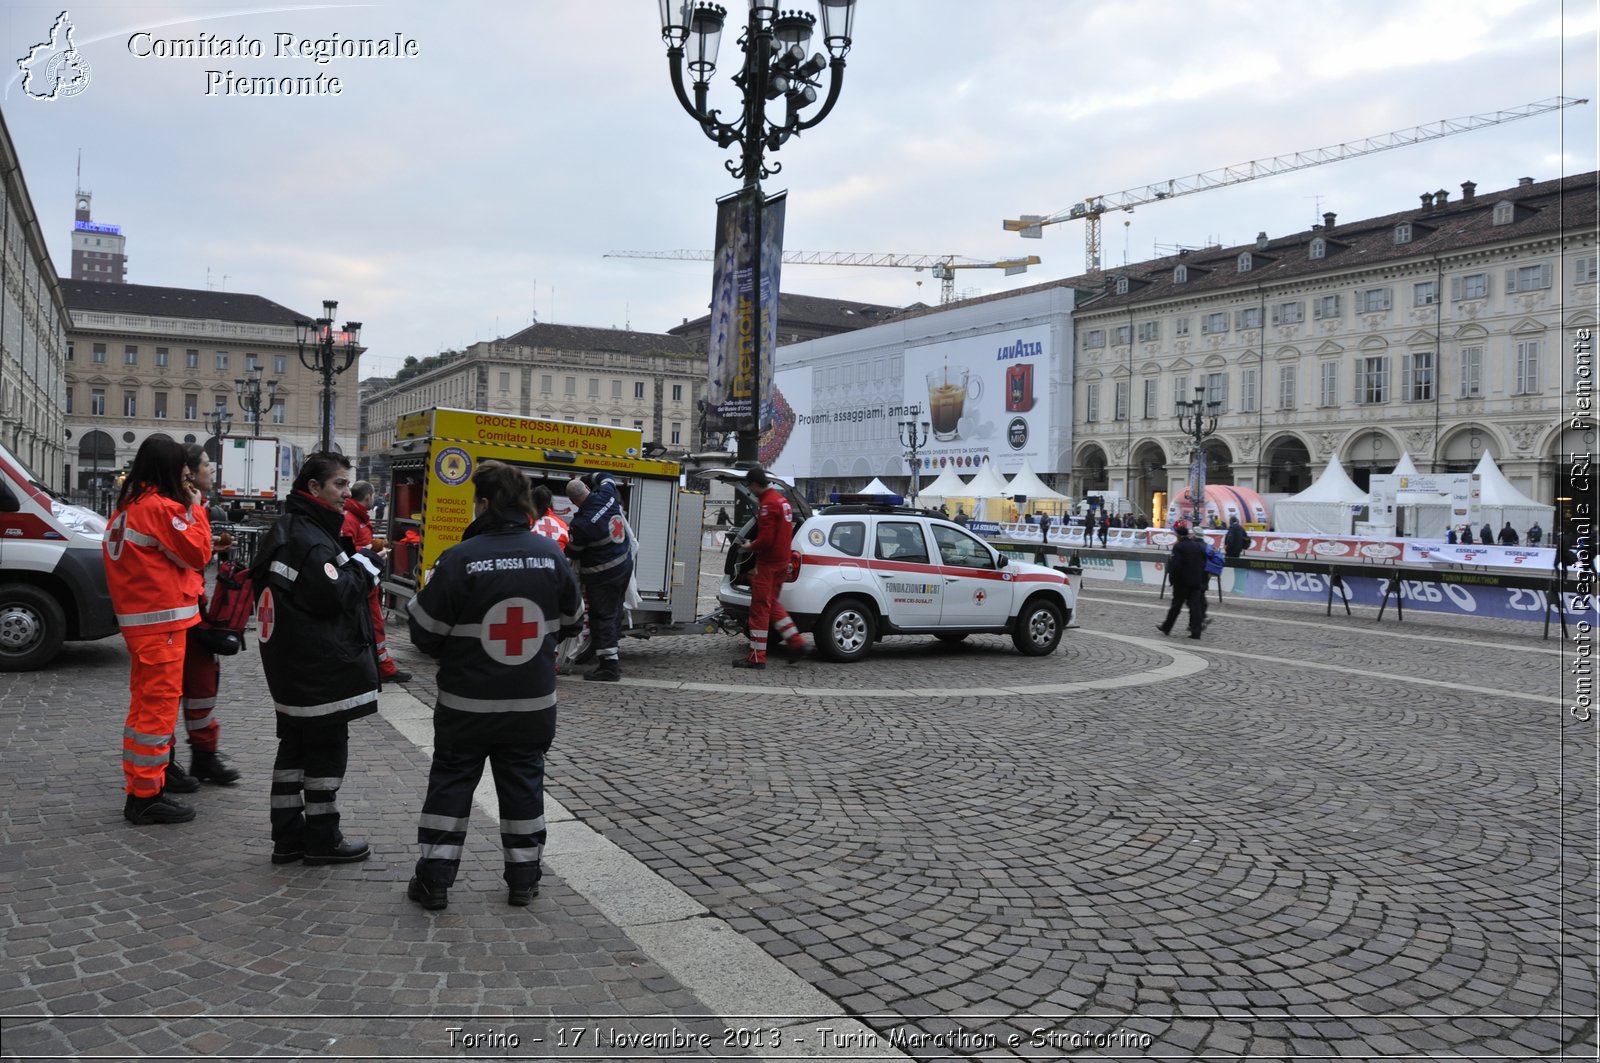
[405,461,583,911]
[106,437,214,826]
[1223,517,1251,559]
[1157,520,1210,640]
[564,472,633,682]
[249,452,381,866]
[733,464,806,669]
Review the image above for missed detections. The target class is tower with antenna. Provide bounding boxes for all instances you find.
[70,158,128,284]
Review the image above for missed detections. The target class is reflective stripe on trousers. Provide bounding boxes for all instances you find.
[415,743,548,889]
[122,629,186,797]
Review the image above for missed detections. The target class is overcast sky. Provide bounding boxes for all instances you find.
[3,1,1595,378]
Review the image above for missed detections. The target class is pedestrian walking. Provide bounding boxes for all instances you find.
[105,437,214,825]
[173,443,241,790]
[1096,513,1109,547]
[1157,520,1210,640]
[342,480,411,685]
[249,452,381,866]
[733,464,806,668]
[1224,516,1250,558]
[405,461,583,911]
[564,472,633,682]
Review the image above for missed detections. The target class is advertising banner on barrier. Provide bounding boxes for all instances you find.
[1402,541,1555,568]
[1235,567,1593,625]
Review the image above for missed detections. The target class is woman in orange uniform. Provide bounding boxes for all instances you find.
[105,437,213,825]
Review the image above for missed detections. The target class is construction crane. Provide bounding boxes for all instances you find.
[1004,96,1589,274]
[603,249,1042,304]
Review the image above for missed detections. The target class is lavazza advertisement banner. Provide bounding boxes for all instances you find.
[761,323,1057,484]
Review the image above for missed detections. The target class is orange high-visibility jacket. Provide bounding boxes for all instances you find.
[104,489,213,635]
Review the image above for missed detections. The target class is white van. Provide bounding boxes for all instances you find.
[0,444,119,669]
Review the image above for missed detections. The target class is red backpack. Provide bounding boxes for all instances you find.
[197,559,256,655]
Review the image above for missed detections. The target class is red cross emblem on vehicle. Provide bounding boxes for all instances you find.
[105,511,128,562]
[608,514,628,543]
[257,589,276,643]
[482,597,544,664]
[973,588,986,605]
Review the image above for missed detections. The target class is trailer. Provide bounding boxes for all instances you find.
[216,436,304,514]
[382,408,708,645]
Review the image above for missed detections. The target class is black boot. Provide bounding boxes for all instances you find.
[191,750,241,786]
[164,746,200,794]
[124,792,196,825]
[583,659,621,682]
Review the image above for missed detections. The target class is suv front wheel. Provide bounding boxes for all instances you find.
[816,597,876,663]
[1011,597,1063,657]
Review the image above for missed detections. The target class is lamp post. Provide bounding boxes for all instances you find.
[658,0,857,471]
[1175,384,1220,528]
[295,300,362,454]
[205,405,234,503]
[234,367,281,439]
[898,418,929,508]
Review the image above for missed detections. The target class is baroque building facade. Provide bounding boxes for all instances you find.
[1066,172,1596,518]
[360,323,704,490]
[0,111,70,489]
[63,280,359,498]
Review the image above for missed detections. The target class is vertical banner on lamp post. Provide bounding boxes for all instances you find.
[705,189,785,433]
[1189,448,1207,523]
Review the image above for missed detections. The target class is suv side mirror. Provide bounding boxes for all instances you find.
[995,552,1008,568]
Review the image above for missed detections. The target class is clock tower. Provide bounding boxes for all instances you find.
[70,186,127,284]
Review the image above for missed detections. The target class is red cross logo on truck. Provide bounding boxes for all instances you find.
[481,597,544,664]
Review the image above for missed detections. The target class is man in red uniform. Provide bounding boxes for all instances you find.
[733,465,806,669]
[342,480,410,684]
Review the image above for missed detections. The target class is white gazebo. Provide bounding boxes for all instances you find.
[1273,455,1369,534]
[1002,460,1069,505]
[963,462,1012,521]
[860,477,894,495]
[1391,452,1421,477]
[1473,453,1554,536]
[913,466,971,508]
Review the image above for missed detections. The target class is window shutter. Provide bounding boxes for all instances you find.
[1505,268,1518,294]
[1313,300,1323,320]
[1381,289,1392,311]
[1539,264,1552,289]
[1451,277,1462,301]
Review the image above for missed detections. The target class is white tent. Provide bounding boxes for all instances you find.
[1002,460,1070,503]
[861,477,894,495]
[963,462,1012,521]
[1273,455,1369,534]
[912,465,970,508]
[1392,452,1421,476]
[1474,453,1554,537]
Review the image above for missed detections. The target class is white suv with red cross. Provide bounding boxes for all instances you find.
[716,485,1078,662]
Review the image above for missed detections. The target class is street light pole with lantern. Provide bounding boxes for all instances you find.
[898,418,929,508]
[234,367,281,439]
[656,0,857,476]
[294,301,361,454]
[204,405,234,504]
[1175,384,1220,528]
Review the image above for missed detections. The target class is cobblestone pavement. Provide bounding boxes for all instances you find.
[1,545,1594,1061]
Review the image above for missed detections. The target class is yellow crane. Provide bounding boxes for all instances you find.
[1004,96,1589,274]
[603,249,1042,304]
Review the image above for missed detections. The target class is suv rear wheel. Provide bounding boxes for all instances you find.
[1011,597,1063,657]
[816,597,876,663]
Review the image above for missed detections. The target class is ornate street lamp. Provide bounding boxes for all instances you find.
[658,0,857,469]
[205,405,234,500]
[295,300,361,454]
[1175,384,1220,528]
[897,418,929,508]
[234,367,281,439]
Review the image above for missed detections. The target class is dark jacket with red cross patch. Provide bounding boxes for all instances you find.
[564,476,633,587]
[407,510,583,747]
[249,491,381,726]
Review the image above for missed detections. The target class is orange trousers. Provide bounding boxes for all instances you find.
[122,628,186,797]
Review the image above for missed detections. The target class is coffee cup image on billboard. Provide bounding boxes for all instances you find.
[927,365,982,441]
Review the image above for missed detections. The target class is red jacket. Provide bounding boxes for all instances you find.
[105,489,213,635]
[341,497,373,550]
[749,485,794,564]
